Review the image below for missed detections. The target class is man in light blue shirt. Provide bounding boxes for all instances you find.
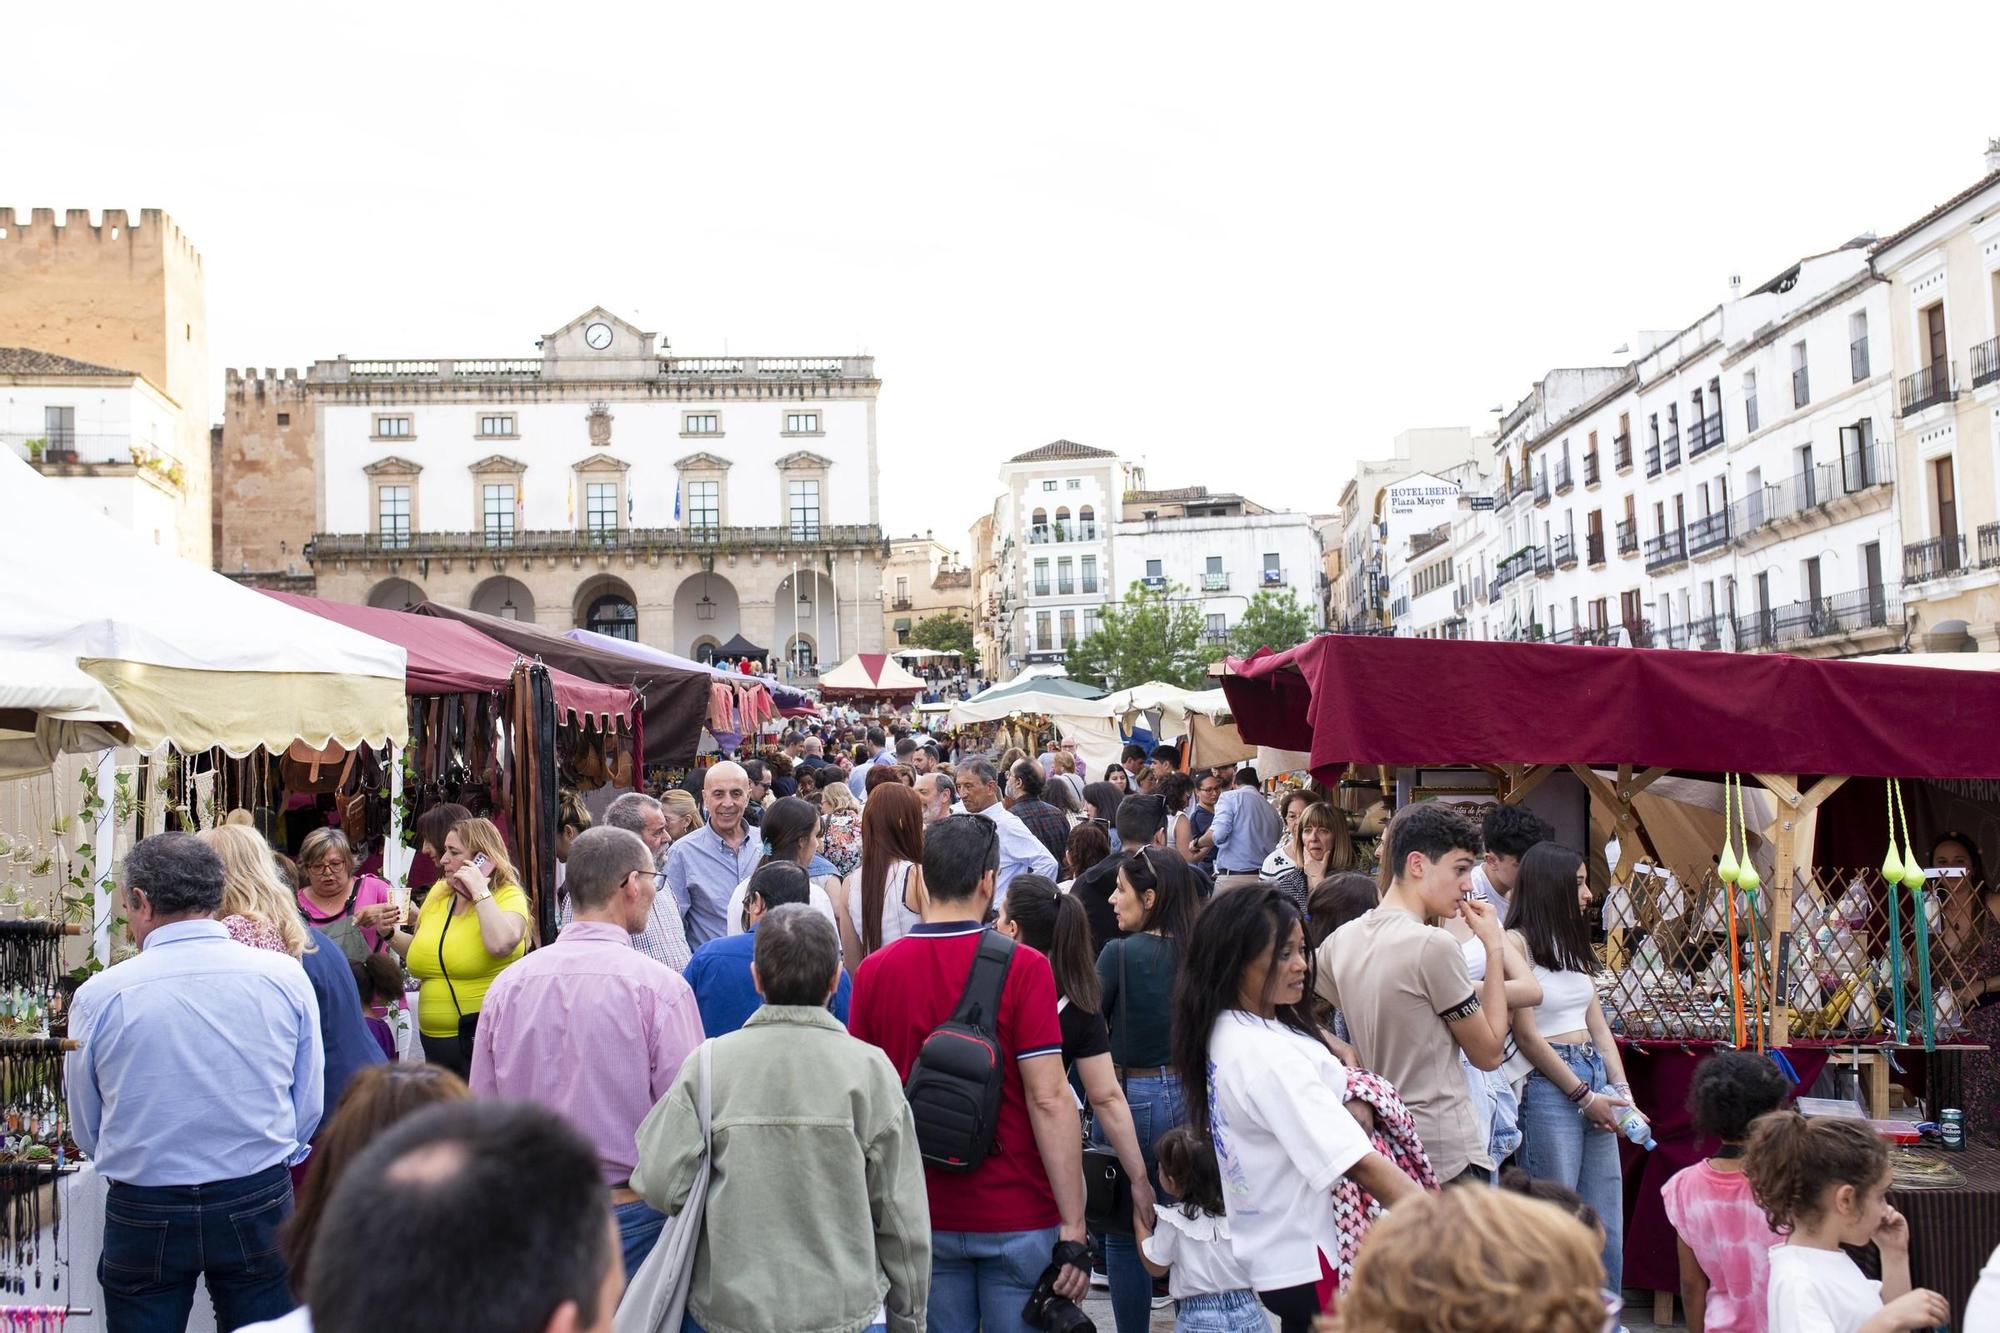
[846,726,894,798]
[1195,765,1284,890]
[956,758,1059,892]
[663,761,762,947]
[67,832,323,1331]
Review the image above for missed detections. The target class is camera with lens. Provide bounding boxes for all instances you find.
[1021,1240,1096,1332]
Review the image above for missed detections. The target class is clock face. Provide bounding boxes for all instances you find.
[584,321,613,350]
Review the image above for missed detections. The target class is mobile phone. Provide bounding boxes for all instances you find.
[471,852,493,874]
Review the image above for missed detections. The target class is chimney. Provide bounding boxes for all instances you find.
[1729,274,1742,301]
[1987,137,2000,176]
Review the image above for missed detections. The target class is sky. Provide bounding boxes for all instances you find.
[8,1,2000,556]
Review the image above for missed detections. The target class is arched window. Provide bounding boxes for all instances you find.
[1079,505,1094,523]
[586,594,638,641]
[691,637,720,664]
[1055,506,1070,522]
[1031,508,1048,525]
[787,635,817,675]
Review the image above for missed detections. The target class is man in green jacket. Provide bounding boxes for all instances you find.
[633,903,930,1333]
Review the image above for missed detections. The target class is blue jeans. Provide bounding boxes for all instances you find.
[99,1162,296,1333]
[930,1225,1059,1333]
[1518,1042,1624,1288]
[616,1198,666,1280]
[1098,1072,1187,1333]
[1175,1288,1269,1332]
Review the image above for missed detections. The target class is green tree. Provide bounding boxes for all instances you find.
[1228,586,1316,659]
[1066,580,1208,691]
[908,612,979,673]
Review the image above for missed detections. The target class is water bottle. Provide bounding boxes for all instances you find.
[1616,1105,1656,1151]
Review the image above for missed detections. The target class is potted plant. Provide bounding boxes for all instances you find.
[25,438,44,462]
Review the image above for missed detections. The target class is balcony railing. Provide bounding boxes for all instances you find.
[1554,459,1574,494]
[1900,362,1958,416]
[1533,545,1554,577]
[1686,614,1727,651]
[1533,473,1551,505]
[891,596,914,610]
[1056,579,1074,595]
[1792,365,1811,409]
[1687,415,1724,458]
[1643,527,1687,571]
[1974,337,2000,390]
[1141,575,1167,590]
[1644,442,1662,477]
[1202,630,1231,646]
[1583,453,1600,486]
[1201,572,1230,592]
[1493,547,1536,592]
[1662,431,1681,470]
[1510,471,1532,498]
[1553,533,1577,568]
[1982,522,2000,570]
[1728,443,1894,542]
[311,522,888,562]
[1736,585,1899,650]
[1623,618,1654,649]
[1586,532,1606,565]
[1903,535,1966,584]
[1026,522,1100,545]
[1615,518,1638,555]
[1852,336,1871,382]
[1033,582,1051,597]
[1613,433,1632,471]
[1685,509,1731,557]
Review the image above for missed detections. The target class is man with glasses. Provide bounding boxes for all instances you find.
[590,792,693,971]
[472,826,704,1280]
[1188,771,1224,875]
[956,758,1057,893]
[1194,766,1284,893]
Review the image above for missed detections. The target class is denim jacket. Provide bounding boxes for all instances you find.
[632,1005,930,1333]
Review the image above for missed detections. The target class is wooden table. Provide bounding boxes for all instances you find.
[1850,1145,2000,1328]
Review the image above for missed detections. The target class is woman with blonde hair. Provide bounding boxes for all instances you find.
[1329,1186,1611,1333]
[199,823,309,958]
[658,787,701,840]
[1266,802,1361,914]
[386,817,530,1077]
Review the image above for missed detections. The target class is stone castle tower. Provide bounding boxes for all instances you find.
[0,208,212,566]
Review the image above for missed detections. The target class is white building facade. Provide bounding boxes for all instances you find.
[307,308,887,671]
[1111,488,1324,650]
[1468,244,1899,658]
[989,441,1126,673]
[3,348,189,551]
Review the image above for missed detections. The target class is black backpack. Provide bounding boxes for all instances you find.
[904,929,1016,1172]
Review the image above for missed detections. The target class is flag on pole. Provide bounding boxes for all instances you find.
[674,482,682,524]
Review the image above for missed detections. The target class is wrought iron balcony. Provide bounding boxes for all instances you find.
[1586,532,1605,565]
[1981,522,2000,570]
[1662,432,1681,470]
[1903,535,1966,584]
[1615,518,1638,555]
[1686,614,1727,651]
[1554,459,1574,494]
[1533,545,1554,577]
[1685,509,1732,557]
[1900,362,1958,416]
[1201,571,1230,592]
[1623,618,1654,649]
[1510,471,1532,498]
[1554,533,1577,568]
[1974,337,2000,390]
[1493,547,1536,591]
[1583,452,1600,486]
[1736,585,1898,650]
[1792,365,1811,409]
[1851,336,1871,383]
[1687,415,1724,459]
[1533,472,1551,505]
[1613,433,1632,472]
[1643,527,1687,572]
[314,522,891,564]
[1261,567,1286,586]
[1644,443,1661,477]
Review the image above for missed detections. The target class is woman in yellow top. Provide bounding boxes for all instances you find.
[385,816,529,1076]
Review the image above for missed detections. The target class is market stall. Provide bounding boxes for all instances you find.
[1224,632,2000,1317]
[816,652,926,704]
[950,676,1112,767]
[561,627,786,752]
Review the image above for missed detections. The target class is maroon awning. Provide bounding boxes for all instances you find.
[1222,634,2000,781]
[260,591,638,731]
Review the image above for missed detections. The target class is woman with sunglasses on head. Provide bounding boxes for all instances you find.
[1094,846,1202,1332]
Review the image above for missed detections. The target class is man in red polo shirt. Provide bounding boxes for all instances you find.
[849,814,1090,1331]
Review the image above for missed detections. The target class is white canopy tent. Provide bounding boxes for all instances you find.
[0,650,132,780]
[0,448,408,757]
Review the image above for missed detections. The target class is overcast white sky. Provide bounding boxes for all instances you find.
[8,2,2000,553]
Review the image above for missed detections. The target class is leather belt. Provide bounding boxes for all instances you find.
[1218,869,1261,877]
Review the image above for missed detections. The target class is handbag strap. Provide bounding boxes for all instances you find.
[698,1040,713,1154]
[1115,936,1130,1069]
[949,929,1015,1032]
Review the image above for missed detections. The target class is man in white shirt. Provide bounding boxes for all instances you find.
[956,758,1058,891]
[1470,802,1555,918]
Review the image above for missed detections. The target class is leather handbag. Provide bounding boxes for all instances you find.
[615,1040,714,1333]
[1083,939,1136,1235]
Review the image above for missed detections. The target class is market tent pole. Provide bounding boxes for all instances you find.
[385,743,409,892]
[89,748,117,964]
[1751,773,1848,1048]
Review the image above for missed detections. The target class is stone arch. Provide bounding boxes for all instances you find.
[471,575,536,623]
[773,567,838,670]
[674,568,740,656]
[688,635,723,664]
[783,632,819,676]
[366,577,426,610]
[574,573,640,642]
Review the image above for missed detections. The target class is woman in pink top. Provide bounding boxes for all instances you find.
[1662,1051,1792,1332]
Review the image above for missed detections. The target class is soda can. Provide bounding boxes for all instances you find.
[1941,1108,1965,1151]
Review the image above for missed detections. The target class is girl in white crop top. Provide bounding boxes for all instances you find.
[1505,840,1633,1297]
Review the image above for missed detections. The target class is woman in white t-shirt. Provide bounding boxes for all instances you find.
[1743,1111,1948,1333]
[1171,883,1421,1333]
[721,797,840,936]
[836,782,928,967]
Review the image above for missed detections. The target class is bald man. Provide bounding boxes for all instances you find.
[660,762,761,948]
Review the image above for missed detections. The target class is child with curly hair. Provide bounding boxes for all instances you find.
[1662,1051,1790,1332]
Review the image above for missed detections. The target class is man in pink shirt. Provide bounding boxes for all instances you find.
[472,825,705,1278]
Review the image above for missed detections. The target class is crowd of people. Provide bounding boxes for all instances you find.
[58,712,1992,1333]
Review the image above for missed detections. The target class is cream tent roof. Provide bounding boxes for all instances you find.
[0,650,132,779]
[0,449,407,755]
[816,652,927,698]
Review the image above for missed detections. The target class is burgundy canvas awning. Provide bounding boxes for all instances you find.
[1222,634,2000,781]
[261,591,638,731]
[408,602,710,767]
